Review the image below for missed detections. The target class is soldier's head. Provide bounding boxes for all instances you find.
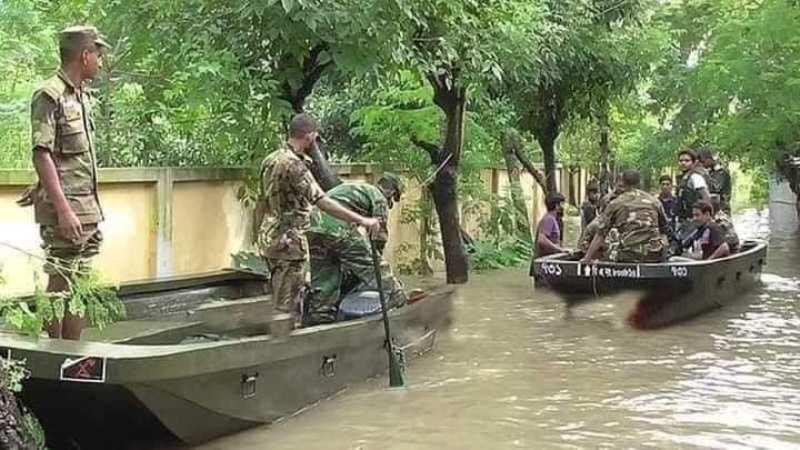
[377,173,404,209]
[678,149,698,173]
[287,113,319,153]
[545,192,565,215]
[692,200,713,225]
[586,180,600,203]
[659,174,673,196]
[59,26,109,81]
[620,170,641,191]
[697,146,717,169]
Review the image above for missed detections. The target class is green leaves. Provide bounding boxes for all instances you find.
[0,270,125,337]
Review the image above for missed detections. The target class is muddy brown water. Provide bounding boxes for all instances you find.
[171,209,800,450]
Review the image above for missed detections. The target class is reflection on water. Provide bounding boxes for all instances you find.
[191,209,800,450]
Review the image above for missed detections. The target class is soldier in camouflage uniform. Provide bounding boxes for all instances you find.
[581,170,669,263]
[711,196,740,253]
[259,113,381,327]
[20,26,110,340]
[306,175,407,325]
[698,147,733,214]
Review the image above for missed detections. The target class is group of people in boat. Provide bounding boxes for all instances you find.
[535,147,740,264]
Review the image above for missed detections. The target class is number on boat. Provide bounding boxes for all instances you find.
[540,263,562,277]
[671,266,688,278]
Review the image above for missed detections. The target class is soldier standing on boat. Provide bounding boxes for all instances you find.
[698,147,732,214]
[581,170,669,263]
[306,175,408,325]
[258,113,381,328]
[19,26,110,340]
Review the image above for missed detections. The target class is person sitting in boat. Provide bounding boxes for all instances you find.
[580,180,600,231]
[581,170,669,263]
[305,175,408,326]
[689,200,731,260]
[535,193,568,257]
[711,196,740,254]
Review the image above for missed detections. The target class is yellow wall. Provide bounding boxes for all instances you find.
[171,181,250,274]
[0,165,583,295]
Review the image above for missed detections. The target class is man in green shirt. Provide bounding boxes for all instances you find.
[306,175,407,325]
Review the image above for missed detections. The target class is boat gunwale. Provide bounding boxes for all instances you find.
[532,239,767,270]
[0,285,455,362]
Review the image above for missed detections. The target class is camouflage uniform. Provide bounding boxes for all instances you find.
[259,145,326,314]
[307,183,407,324]
[29,60,106,276]
[708,164,733,214]
[594,189,669,263]
[714,210,740,253]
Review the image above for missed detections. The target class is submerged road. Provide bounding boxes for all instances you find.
[187,208,800,449]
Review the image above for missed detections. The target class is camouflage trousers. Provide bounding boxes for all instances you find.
[612,234,668,263]
[578,222,620,260]
[40,224,103,277]
[308,231,407,325]
[265,258,308,315]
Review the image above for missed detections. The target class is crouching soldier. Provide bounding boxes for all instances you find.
[306,175,408,325]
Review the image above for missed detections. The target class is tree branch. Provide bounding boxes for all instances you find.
[513,145,548,193]
[411,137,442,164]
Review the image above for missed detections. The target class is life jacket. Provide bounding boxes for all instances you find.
[677,166,710,219]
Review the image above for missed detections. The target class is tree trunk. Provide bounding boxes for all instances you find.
[427,72,469,284]
[502,129,533,242]
[538,132,558,194]
[307,140,342,192]
[598,111,612,194]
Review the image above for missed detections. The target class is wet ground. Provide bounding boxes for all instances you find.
[187,208,800,450]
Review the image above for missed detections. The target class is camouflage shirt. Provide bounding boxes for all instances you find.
[714,210,740,252]
[30,69,103,225]
[259,145,326,260]
[595,189,669,258]
[310,183,389,243]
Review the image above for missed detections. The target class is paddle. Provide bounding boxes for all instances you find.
[369,239,406,388]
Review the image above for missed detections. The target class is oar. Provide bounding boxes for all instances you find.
[369,239,406,388]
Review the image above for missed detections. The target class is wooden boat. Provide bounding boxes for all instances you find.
[0,270,454,449]
[530,239,768,328]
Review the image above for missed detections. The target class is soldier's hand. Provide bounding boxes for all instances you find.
[359,217,382,238]
[57,209,83,243]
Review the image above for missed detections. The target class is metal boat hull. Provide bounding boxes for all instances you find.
[530,240,768,328]
[0,271,453,448]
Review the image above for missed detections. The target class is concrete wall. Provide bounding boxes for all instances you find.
[0,165,583,294]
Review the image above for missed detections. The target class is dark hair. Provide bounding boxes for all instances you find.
[692,200,713,215]
[659,174,673,184]
[697,147,714,162]
[621,169,641,188]
[678,149,698,162]
[288,113,318,139]
[545,193,565,211]
[59,34,96,64]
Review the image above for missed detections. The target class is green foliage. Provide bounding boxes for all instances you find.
[467,237,531,272]
[0,356,48,449]
[0,356,29,394]
[0,270,125,337]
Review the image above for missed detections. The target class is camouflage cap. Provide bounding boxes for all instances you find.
[60,25,111,50]
[379,172,405,196]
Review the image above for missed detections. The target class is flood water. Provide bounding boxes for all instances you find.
[190,208,800,450]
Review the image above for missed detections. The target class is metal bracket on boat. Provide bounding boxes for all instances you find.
[241,372,259,399]
[321,354,337,378]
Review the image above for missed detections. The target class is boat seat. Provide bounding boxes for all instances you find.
[83,320,205,345]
